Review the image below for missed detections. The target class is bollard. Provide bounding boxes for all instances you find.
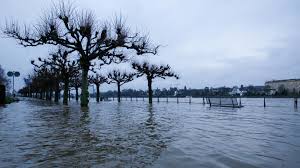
[0,85,5,105]
[295,98,298,108]
[264,97,266,107]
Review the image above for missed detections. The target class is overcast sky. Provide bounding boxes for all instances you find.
[1,0,300,91]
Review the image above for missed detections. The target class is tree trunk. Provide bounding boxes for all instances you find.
[147,78,153,104]
[63,80,69,105]
[39,90,43,99]
[81,66,89,107]
[68,89,71,101]
[75,87,79,101]
[117,83,121,102]
[96,84,100,102]
[49,88,53,101]
[54,81,59,102]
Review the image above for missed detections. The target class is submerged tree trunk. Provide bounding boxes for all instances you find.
[63,80,69,105]
[54,81,59,102]
[147,77,153,104]
[49,88,53,101]
[117,83,121,102]
[96,84,100,102]
[81,65,89,107]
[75,87,79,101]
[68,89,71,101]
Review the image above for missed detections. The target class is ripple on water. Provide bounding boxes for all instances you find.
[0,98,300,167]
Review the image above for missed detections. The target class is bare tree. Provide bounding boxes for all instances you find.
[3,2,158,107]
[132,62,179,103]
[107,70,135,102]
[89,74,107,102]
[31,48,79,105]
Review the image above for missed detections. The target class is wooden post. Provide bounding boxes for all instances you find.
[294,97,298,108]
[264,97,266,107]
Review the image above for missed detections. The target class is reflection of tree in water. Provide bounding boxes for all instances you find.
[20,102,175,167]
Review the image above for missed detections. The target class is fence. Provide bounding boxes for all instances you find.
[107,96,298,108]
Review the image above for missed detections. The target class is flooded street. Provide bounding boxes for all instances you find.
[0,98,300,168]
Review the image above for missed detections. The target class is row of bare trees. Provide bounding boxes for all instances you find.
[5,1,178,106]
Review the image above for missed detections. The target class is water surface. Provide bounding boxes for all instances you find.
[0,98,299,168]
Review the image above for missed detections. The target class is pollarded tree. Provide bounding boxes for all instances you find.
[3,2,158,107]
[107,70,135,102]
[89,74,107,102]
[132,62,179,104]
[31,48,79,105]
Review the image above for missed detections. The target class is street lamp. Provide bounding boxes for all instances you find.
[7,71,20,97]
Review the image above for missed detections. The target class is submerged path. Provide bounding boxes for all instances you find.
[0,98,300,168]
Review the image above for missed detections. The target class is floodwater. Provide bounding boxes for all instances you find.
[0,98,300,168]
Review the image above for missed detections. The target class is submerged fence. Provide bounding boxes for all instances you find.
[107,96,299,108]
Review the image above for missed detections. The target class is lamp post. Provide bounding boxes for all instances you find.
[7,71,20,97]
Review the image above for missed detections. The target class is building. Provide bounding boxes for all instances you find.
[265,79,300,94]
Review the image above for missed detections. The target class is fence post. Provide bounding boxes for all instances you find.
[294,97,298,108]
[264,97,266,107]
